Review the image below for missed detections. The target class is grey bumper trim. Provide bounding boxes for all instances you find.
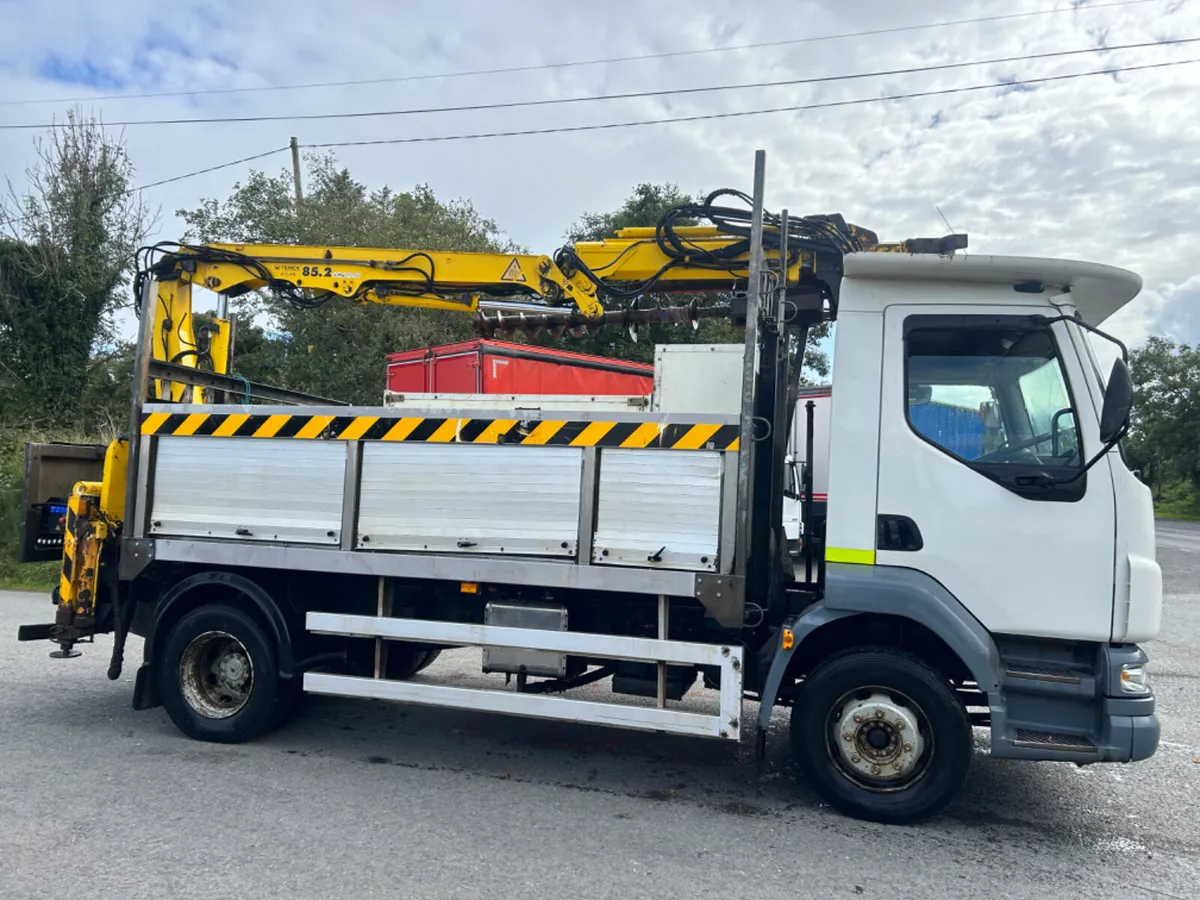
[1103,694,1155,717]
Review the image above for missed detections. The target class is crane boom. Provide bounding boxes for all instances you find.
[140,196,963,404]
[149,243,608,318]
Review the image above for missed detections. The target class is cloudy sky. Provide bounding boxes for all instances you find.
[1,0,1197,347]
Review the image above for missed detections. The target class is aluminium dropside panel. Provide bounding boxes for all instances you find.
[150,437,346,545]
[357,443,582,556]
[593,449,723,571]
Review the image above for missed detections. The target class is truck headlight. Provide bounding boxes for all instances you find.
[1120,664,1150,694]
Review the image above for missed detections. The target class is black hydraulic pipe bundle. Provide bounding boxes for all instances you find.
[473,301,730,340]
[803,399,816,584]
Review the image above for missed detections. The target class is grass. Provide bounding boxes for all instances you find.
[1,426,85,595]
[0,560,57,593]
[1152,481,1200,521]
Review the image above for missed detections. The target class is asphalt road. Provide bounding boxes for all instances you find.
[2,532,1198,900]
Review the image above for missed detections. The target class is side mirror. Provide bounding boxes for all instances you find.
[1099,357,1133,444]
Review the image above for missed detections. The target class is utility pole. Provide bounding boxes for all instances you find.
[290,136,303,203]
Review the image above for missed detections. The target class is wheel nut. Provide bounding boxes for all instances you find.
[871,764,880,775]
[851,756,861,764]
[903,742,913,753]
[853,714,863,723]
[896,720,906,731]
[875,709,885,719]
[843,732,854,742]
[893,763,902,772]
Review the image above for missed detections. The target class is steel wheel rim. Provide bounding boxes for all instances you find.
[179,630,254,719]
[823,684,935,793]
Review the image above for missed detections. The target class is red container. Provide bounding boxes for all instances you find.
[386,340,654,396]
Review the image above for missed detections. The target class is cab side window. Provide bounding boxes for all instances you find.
[904,317,1084,498]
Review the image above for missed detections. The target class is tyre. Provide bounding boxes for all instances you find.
[413,648,441,673]
[159,603,295,743]
[343,639,438,679]
[790,646,971,824]
[383,643,437,680]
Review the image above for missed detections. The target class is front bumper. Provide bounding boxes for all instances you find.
[1100,692,1159,762]
[1098,643,1159,762]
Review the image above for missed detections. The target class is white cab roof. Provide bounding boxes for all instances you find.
[842,252,1142,326]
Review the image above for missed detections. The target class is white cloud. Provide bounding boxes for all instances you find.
[1113,273,1200,345]
[2,0,1199,342]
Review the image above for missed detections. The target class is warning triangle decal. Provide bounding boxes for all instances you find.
[500,258,526,282]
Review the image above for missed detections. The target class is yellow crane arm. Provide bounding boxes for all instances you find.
[142,231,800,401]
[141,209,962,401]
[162,243,607,318]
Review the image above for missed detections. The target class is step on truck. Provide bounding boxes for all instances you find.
[17,151,1161,824]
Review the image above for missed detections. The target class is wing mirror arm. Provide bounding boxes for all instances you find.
[1057,356,1133,484]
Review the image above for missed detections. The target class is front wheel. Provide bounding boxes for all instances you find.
[790,647,971,824]
[159,603,296,743]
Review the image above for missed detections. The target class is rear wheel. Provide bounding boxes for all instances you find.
[790,646,971,824]
[160,603,296,743]
[346,640,441,680]
[413,648,441,673]
[384,644,439,679]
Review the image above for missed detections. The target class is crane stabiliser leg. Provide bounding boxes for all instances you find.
[47,483,107,658]
[18,439,127,658]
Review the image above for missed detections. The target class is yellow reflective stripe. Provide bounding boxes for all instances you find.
[428,418,468,443]
[825,547,876,565]
[474,419,517,443]
[295,415,334,439]
[621,422,663,448]
[672,423,721,450]
[381,418,423,441]
[253,415,290,438]
[173,413,210,437]
[727,437,740,452]
[522,420,565,445]
[571,421,615,446]
[337,416,379,441]
[141,412,170,435]
[212,413,249,437]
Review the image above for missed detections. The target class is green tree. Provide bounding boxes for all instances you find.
[558,183,830,378]
[0,110,151,428]
[1126,336,1200,496]
[178,153,512,404]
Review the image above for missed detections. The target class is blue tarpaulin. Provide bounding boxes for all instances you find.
[909,402,985,460]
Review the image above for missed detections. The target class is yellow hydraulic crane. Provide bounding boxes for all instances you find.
[139,224,820,402]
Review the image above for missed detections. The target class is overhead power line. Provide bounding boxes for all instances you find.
[6,35,1195,131]
[129,146,289,192]
[1,0,1161,108]
[127,56,1200,192]
[301,59,1200,150]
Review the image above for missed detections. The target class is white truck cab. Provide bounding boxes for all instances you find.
[827,253,1160,644]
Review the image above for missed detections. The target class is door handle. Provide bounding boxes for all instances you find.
[876,515,923,552]
[1012,472,1054,492]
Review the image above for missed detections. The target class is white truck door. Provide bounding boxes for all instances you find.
[874,306,1116,642]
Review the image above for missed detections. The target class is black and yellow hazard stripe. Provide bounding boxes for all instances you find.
[59,500,78,603]
[141,411,740,451]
